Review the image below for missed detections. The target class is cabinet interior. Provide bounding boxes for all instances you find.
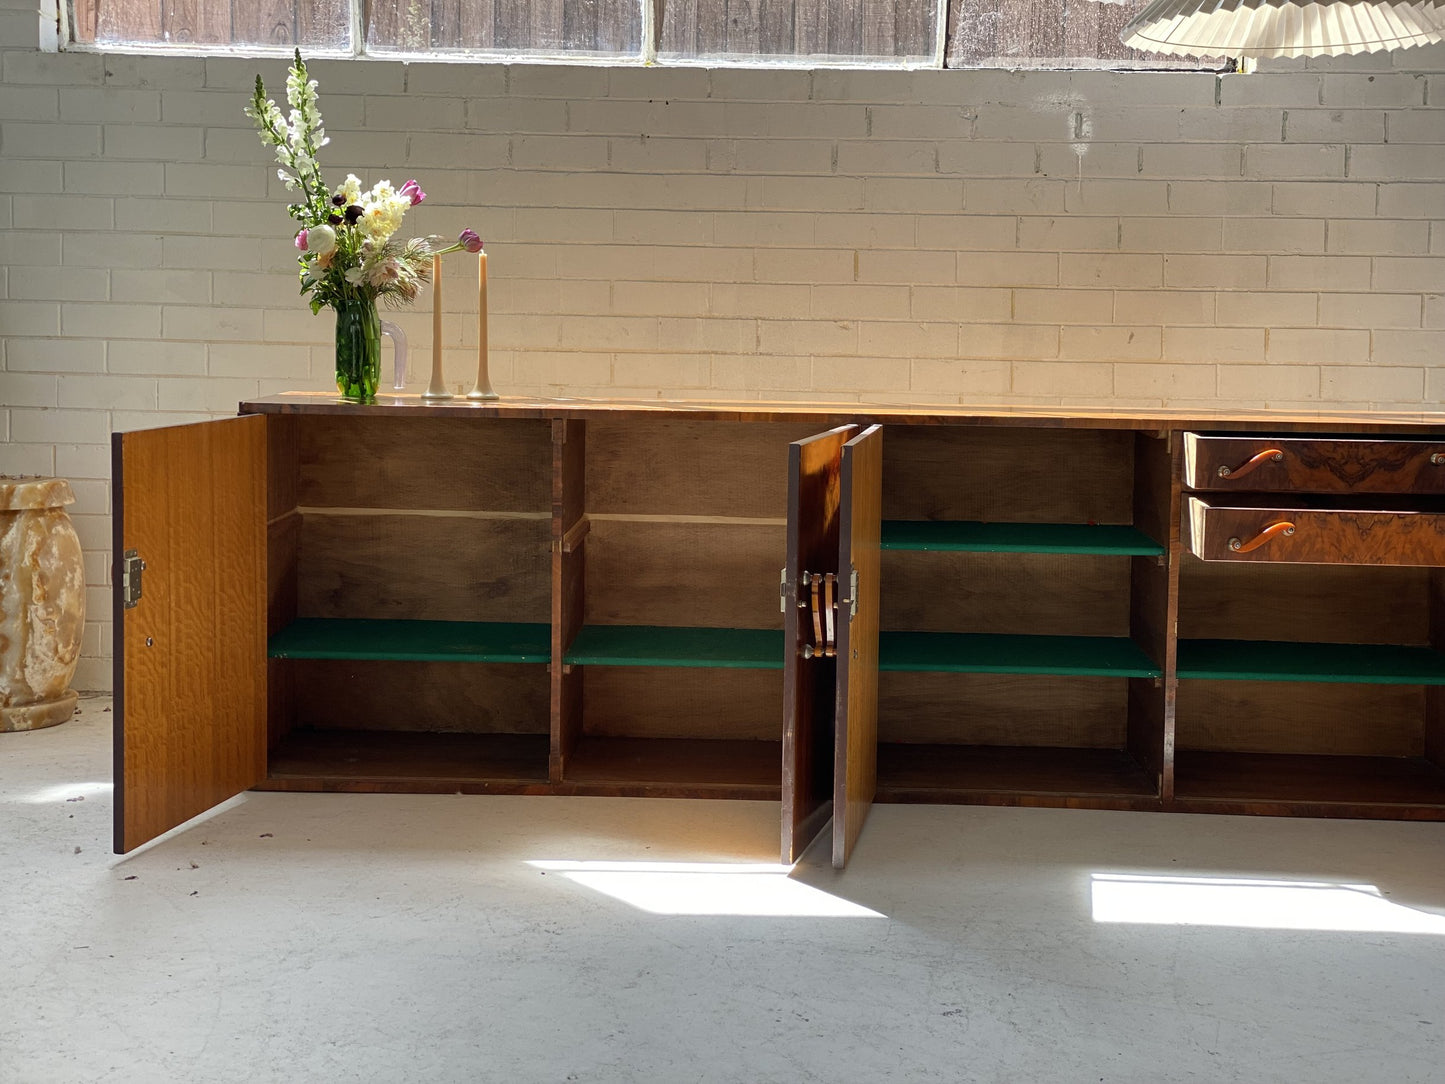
[1173,558,1445,808]
[874,426,1167,804]
[235,402,1445,820]
[264,414,554,790]
[560,419,819,796]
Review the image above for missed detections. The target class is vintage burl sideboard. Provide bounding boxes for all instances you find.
[113,394,1445,867]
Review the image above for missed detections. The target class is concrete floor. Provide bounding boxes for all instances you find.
[4,697,1445,1083]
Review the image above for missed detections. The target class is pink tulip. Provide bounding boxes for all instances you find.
[294,228,309,251]
[459,229,483,253]
[399,179,426,206]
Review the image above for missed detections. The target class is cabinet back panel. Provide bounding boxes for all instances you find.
[267,513,301,748]
[1176,680,1423,756]
[883,427,1135,524]
[583,667,784,741]
[297,416,552,512]
[882,551,1131,636]
[298,514,551,622]
[879,672,1127,747]
[586,519,785,629]
[586,420,819,518]
[267,414,299,521]
[291,660,550,733]
[1177,559,1430,645]
[268,513,301,636]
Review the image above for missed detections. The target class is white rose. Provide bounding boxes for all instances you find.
[308,224,337,255]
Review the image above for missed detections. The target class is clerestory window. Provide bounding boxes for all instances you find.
[65,0,1224,69]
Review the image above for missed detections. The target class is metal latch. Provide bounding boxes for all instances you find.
[121,549,146,609]
[848,567,859,619]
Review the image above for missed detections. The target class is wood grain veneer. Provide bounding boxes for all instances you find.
[834,425,883,869]
[290,659,550,734]
[1184,433,1445,494]
[115,397,1445,847]
[297,414,551,511]
[1188,496,1445,566]
[782,425,853,863]
[552,418,587,783]
[114,415,267,853]
[241,392,1445,435]
[298,513,552,623]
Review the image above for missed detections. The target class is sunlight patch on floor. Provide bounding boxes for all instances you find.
[527,860,885,917]
[1092,872,1445,934]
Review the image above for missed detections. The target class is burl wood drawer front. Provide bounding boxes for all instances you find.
[1187,496,1445,566]
[1184,433,1445,494]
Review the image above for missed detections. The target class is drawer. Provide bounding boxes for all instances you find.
[1186,495,1445,566]
[1184,433,1445,494]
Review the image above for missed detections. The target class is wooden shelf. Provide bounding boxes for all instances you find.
[882,520,1165,556]
[268,619,552,664]
[260,728,550,792]
[1177,639,1445,685]
[1174,751,1445,811]
[564,625,784,669]
[560,737,782,798]
[876,744,1159,803]
[879,632,1161,678]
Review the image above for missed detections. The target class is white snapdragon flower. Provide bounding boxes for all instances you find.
[243,95,286,146]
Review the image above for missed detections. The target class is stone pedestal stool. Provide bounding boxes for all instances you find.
[0,478,85,732]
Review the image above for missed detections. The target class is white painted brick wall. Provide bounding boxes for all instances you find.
[3,35,1445,691]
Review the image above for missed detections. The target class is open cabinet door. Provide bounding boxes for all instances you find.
[781,424,856,864]
[113,415,268,853]
[833,424,883,869]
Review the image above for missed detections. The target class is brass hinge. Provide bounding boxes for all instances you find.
[788,567,861,656]
[121,549,146,610]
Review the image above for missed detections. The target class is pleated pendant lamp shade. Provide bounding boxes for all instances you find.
[1120,0,1445,57]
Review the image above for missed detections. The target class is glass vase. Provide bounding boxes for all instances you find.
[334,296,381,401]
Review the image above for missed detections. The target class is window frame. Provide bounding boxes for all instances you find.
[54,0,1227,72]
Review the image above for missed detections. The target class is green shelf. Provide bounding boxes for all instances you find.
[881,520,1165,556]
[1178,639,1445,685]
[880,632,1161,678]
[564,625,785,669]
[268,619,552,664]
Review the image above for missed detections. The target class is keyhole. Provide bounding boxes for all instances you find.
[145,637,154,647]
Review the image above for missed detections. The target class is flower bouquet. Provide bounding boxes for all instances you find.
[245,50,481,401]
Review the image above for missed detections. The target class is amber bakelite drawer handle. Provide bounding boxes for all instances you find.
[1217,448,1284,480]
[1228,521,1296,553]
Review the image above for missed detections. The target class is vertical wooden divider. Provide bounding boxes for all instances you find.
[551,419,587,784]
[1426,569,1445,768]
[1127,430,1180,802]
[265,413,299,751]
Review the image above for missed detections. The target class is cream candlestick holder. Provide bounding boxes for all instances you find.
[424,253,452,400]
[467,246,497,400]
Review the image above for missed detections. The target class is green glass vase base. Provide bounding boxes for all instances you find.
[334,297,381,402]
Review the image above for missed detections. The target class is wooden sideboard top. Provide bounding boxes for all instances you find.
[240,391,1445,433]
